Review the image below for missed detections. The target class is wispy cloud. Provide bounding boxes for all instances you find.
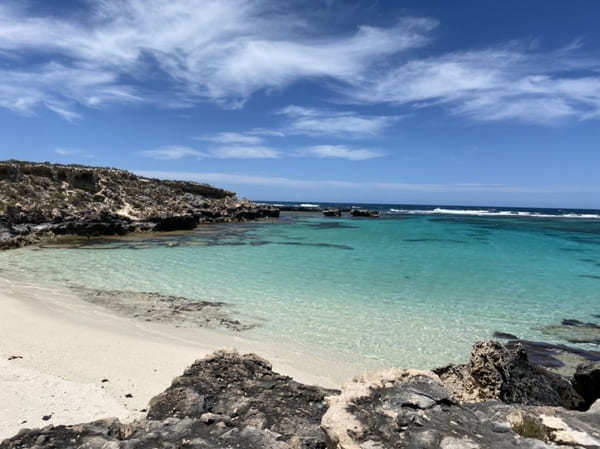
[1,2,599,125]
[342,45,600,124]
[140,146,205,160]
[54,147,94,158]
[0,1,433,118]
[277,105,399,137]
[140,143,280,160]
[302,145,384,160]
[136,170,596,194]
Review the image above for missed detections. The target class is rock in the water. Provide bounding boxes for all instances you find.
[322,209,342,217]
[434,341,585,410]
[350,209,379,218]
[493,331,518,340]
[542,319,600,345]
[573,362,600,410]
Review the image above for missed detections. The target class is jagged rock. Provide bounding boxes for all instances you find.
[573,362,600,410]
[350,209,379,218]
[322,368,600,449]
[1,351,336,449]
[434,341,585,410]
[0,160,279,249]
[323,209,342,217]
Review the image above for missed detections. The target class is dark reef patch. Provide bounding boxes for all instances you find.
[303,221,358,230]
[579,274,600,280]
[493,331,519,340]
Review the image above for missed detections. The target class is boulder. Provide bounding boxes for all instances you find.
[350,209,379,218]
[434,341,585,410]
[573,362,600,410]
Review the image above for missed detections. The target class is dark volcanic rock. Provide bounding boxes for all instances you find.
[350,209,379,218]
[1,351,337,449]
[0,160,279,249]
[434,341,585,410]
[573,362,600,410]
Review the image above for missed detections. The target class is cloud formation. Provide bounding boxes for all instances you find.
[278,106,399,137]
[0,1,598,125]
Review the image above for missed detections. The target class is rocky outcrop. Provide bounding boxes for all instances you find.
[434,341,585,410]
[573,362,600,410]
[0,160,279,250]
[322,368,600,449]
[323,209,342,217]
[1,351,337,449]
[3,345,600,449]
[350,209,379,218]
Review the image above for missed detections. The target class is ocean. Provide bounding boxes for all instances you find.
[2,203,600,372]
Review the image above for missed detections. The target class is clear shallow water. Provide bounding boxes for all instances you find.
[2,209,600,372]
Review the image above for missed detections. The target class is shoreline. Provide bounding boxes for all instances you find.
[0,276,346,441]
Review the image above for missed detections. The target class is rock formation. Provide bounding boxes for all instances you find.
[350,209,379,218]
[3,343,600,449]
[0,160,279,249]
[434,341,585,410]
[323,209,342,217]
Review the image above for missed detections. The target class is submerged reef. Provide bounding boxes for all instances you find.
[3,341,600,449]
[0,160,279,250]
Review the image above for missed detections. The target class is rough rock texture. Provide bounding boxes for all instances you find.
[0,160,279,249]
[73,288,257,331]
[434,341,585,410]
[322,368,600,449]
[573,362,600,410]
[1,351,337,449]
[3,347,600,449]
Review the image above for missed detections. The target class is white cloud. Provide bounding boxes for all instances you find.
[136,170,594,194]
[1,1,599,125]
[278,105,399,137]
[141,143,280,160]
[303,145,384,160]
[343,47,600,124]
[140,146,205,160]
[210,145,280,159]
[54,147,94,158]
[198,132,263,144]
[0,1,433,117]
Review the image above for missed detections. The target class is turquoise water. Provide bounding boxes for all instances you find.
[2,212,600,371]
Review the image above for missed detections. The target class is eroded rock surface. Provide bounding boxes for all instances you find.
[73,288,257,331]
[0,161,279,250]
[1,351,337,449]
[434,341,585,410]
[322,368,600,449]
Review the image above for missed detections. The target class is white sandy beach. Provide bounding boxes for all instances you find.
[0,276,344,441]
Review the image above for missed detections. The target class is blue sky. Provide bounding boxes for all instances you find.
[1,0,599,207]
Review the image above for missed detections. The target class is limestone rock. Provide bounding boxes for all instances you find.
[434,341,585,410]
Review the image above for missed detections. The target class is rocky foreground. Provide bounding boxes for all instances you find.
[0,161,279,250]
[3,342,599,449]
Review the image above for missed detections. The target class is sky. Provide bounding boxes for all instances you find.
[1,0,599,208]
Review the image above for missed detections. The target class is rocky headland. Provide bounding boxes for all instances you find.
[0,160,279,250]
[3,342,600,449]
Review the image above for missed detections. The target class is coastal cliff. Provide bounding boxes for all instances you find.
[0,160,279,249]
[2,342,599,449]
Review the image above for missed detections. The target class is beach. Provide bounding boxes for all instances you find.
[0,276,341,441]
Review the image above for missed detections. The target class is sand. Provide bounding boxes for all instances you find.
[0,277,343,441]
